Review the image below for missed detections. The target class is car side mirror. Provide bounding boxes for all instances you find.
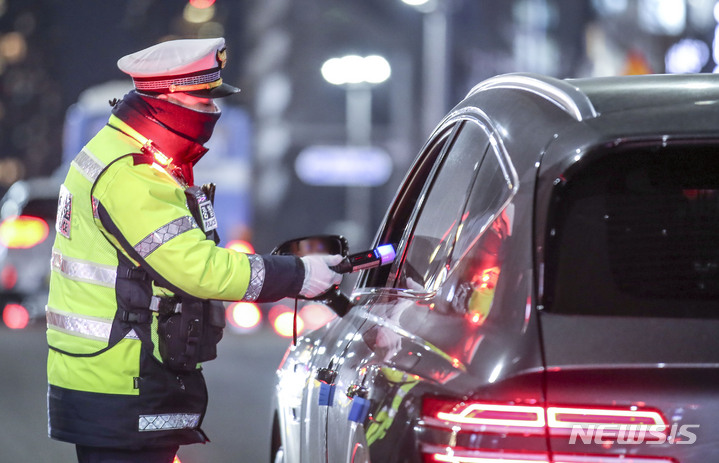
[272,234,349,258]
[272,235,352,317]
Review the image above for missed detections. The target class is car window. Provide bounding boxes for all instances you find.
[394,121,490,292]
[450,148,515,267]
[358,124,459,289]
[22,198,58,221]
[544,143,719,318]
[428,145,516,322]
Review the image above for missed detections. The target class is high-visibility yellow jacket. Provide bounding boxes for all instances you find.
[47,114,303,448]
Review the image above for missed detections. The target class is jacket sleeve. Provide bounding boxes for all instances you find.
[92,159,304,302]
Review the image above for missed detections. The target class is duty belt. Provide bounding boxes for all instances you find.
[149,296,183,314]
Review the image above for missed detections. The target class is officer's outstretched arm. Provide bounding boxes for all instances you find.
[92,160,340,302]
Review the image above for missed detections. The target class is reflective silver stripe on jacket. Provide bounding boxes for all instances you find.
[72,148,106,182]
[134,216,198,258]
[138,413,201,432]
[51,248,117,288]
[46,306,138,341]
[240,254,265,302]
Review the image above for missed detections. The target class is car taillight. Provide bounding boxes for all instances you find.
[1,265,18,289]
[423,450,676,463]
[225,239,255,254]
[0,215,49,248]
[421,398,674,463]
[546,406,667,436]
[226,301,262,333]
[422,398,545,434]
[269,303,304,338]
[3,303,29,329]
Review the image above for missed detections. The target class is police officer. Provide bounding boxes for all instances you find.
[46,38,343,463]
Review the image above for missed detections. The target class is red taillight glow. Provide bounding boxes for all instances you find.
[298,303,336,331]
[423,446,550,463]
[423,447,676,463]
[3,303,29,329]
[189,0,215,8]
[1,265,18,289]
[421,398,675,463]
[273,311,303,338]
[172,455,182,463]
[226,239,255,254]
[0,216,49,248]
[269,304,304,338]
[547,406,667,435]
[422,398,545,434]
[423,399,668,436]
[226,302,262,332]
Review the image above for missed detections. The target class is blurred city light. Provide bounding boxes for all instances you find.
[299,303,336,332]
[225,239,255,254]
[321,55,391,86]
[273,311,303,338]
[3,303,29,329]
[0,32,27,64]
[0,216,49,249]
[592,0,629,15]
[226,302,262,333]
[665,38,709,73]
[638,0,686,35]
[400,0,437,13]
[183,2,215,23]
[269,303,303,338]
[189,0,215,8]
[0,265,17,290]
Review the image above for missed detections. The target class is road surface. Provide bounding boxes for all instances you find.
[0,322,291,463]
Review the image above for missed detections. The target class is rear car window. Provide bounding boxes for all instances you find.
[22,198,58,221]
[544,143,719,318]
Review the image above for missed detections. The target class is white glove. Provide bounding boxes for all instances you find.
[299,254,344,298]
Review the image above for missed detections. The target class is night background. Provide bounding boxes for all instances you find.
[0,1,717,462]
[1,0,713,253]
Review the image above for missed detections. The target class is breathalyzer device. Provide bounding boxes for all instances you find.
[330,244,396,274]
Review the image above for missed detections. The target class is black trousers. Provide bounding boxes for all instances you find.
[75,445,180,463]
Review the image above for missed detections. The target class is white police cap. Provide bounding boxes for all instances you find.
[117,37,240,98]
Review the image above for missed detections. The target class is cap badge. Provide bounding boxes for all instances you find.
[216,48,227,69]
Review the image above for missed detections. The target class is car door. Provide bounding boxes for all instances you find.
[324,117,496,463]
[284,121,461,463]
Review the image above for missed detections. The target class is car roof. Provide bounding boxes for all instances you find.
[465,72,719,122]
[568,73,719,116]
[452,72,719,178]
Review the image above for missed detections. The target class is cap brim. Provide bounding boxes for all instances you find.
[187,82,240,98]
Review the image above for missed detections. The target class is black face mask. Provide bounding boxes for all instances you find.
[111,90,221,167]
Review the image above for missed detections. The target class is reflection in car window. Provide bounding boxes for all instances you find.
[451,150,514,266]
[435,148,515,322]
[545,144,719,318]
[397,121,490,292]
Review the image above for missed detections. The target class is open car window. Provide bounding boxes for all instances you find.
[394,121,490,293]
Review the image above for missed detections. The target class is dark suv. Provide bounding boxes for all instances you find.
[271,73,719,463]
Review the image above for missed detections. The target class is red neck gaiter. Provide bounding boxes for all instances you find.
[111,90,221,185]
